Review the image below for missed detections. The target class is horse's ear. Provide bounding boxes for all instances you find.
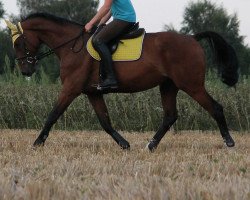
[4,20,23,45]
[4,20,17,31]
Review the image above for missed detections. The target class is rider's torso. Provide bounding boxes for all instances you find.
[111,0,136,22]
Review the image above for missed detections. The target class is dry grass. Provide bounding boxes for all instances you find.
[0,130,249,200]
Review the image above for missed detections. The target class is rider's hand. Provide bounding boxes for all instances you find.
[85,22,93,32]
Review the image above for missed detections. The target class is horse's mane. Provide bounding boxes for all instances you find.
[23,12,83,26]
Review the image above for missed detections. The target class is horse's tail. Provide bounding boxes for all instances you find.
[194,31,239,87]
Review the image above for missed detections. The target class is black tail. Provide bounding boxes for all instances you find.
[194,31,239,87]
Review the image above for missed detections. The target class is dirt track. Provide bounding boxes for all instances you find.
[0,130,249,200]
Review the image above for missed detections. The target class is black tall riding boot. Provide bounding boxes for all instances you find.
[93,42,118,90]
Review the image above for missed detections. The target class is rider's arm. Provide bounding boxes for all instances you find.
[85,0,112,31]
[98,11,112,25]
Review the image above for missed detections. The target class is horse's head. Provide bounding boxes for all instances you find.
[5,20,40,77]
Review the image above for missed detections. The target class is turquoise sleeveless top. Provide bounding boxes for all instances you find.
[111,0,136,22]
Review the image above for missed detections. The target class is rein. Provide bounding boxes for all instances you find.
[16,30,85,64]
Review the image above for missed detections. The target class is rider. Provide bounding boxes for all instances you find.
[85,0,136,90]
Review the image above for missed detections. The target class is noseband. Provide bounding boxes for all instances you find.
[15,35,39,65]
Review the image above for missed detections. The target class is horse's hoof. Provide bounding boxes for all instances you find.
[33,138,45,147]
[224,136,235,147]
[225,139,235,147]
[119,141,130,150]
[147,138,158,152]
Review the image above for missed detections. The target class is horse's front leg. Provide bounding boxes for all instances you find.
[33,89,79,147]
[87,94,130,149]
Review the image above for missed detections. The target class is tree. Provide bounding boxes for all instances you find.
[165,0,250,76]
[0,1,16,74]
[0,30,15,74]
[17,0,99,24]
[0,1,4,18]
[181,0,244,47]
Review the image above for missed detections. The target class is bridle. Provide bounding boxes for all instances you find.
[15,28,85,65]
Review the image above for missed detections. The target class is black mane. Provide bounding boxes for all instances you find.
[23,12,83,26]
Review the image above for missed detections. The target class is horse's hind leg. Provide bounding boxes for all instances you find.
[186,87,235,147]
[87,94,130,149]
[147,79,178,151]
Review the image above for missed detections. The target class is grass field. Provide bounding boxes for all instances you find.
[0,130,249,200]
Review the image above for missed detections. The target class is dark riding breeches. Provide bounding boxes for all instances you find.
[92,19,135,46]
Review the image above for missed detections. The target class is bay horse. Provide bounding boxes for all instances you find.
[6,13,238,151]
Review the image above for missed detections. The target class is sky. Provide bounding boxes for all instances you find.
[2,0,250,45]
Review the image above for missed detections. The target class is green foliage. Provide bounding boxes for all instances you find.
[17,0,99,24]
[164,0,250,76]
[0,75,249,131]
[0,55,54,85]
[0,1,5,18]
[0,29,15,74]
[0,0,12,69]
[181,0,241,38]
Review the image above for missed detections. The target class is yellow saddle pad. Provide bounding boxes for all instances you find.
[86,33,145,61]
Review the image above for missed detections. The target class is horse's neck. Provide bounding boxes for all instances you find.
[24,19,81,49]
